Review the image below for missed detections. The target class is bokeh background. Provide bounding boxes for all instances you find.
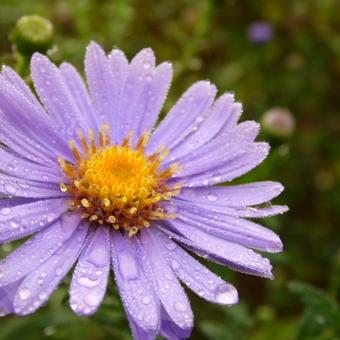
[0,0,339,339]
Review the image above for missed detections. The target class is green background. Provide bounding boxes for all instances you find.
[0,0,339,339]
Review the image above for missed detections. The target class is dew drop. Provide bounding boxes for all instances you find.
[85,293,101,306]
[214,284,238,305]
[165,241,177,251]
[77,276,100,288]
[55,268,63,276]
[170,259,180,270]
[0,207,11,216]
[143,61,151,70]
[10,220,19,228]
[119,251,139,280]
[142,296,151,305]
[4,184,16,194]
[19,287,31,300]
[207,194,217,202]
[38,292,47,300]
[174,301,187,312]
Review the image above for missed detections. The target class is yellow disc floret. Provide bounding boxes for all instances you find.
[59,125,181,236]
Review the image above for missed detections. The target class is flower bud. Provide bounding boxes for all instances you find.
[247,21,274,44]
[262,107,295,137]
[11,15,53,56]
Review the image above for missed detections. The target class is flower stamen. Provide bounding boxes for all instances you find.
[59,125,181,236]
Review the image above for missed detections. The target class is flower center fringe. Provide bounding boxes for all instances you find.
[59,125,181,236]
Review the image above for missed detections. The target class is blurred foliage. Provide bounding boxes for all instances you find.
[0,0,339,339]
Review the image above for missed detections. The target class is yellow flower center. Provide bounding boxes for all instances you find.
[59,125,181,236]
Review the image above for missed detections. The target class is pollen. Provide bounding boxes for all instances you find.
[59,125,181,236]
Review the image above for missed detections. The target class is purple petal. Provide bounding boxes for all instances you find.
[0,198,67,244]
[59,62,98,132]
[147,81,217,154]
[141,230,194,331]
[158,220,274,279]
[106,48,129,142]
[156,229,238,305]
[31,53,89,140]
[159,305,193,340]
[178,181,284,207]
[116,48,156,143]
[174,208,283,252]
[84,42,119,129]
[13,221,89,315]
[0,78,71,164]
[138,62,173,135]
[170,121,259,176]
[70,226,110,316]
[181,142,270,187]
[0,173,66,198]
[171,198,288,219]
[111,231,160,332]
[0,280,22,316]
[0,212,81,287]
[127,315,158,340]
[165,94,241,161]
[0,147,62,183]
[1,66,38,106]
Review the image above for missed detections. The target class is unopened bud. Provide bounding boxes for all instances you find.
[11,15,53,56]
[262,107,295,137]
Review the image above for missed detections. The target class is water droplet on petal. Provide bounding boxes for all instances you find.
[19,287,31,300]
[207,194,217,202]
[4,184,16,194]
[85,293,101,306]
[142,296,151,305]
[174,301,187,312]
[214,284,238,305]
[170,259,180,270]
[77,276,100,288]
[39,292,47,300]
[165,241,177,251]
[119,251,139,280]
[0,207,11,216]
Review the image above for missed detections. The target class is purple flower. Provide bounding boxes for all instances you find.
[247,21,274,44]
[0,42,287,339]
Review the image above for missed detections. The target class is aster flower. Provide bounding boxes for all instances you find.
[0,42,287,339]
[247,21,274,44]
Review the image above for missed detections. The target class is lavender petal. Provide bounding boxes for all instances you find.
[111,231,160,332]
[178,181,284,207]
[84,42,119,131]
[59,62,98,132]
[166,93,240,161]
[70,226,110,316]
[147,81,217,154]
[180,142,270,186]
[0,212,81,287]
[0,147,62,183]
[141,230,194,331]
[0,280,22,316]
[0,173,66,198]
[138,62,173,136]
[31,53,90,141]
[156,229,238,305]
[116,48,156,144]
[13,221,89,315]
[174,209,283,253]
[0,198,67,244]
[158,220,274,279]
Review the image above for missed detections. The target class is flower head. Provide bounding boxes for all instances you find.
[247,21,274,44]
[0,42,287,339]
